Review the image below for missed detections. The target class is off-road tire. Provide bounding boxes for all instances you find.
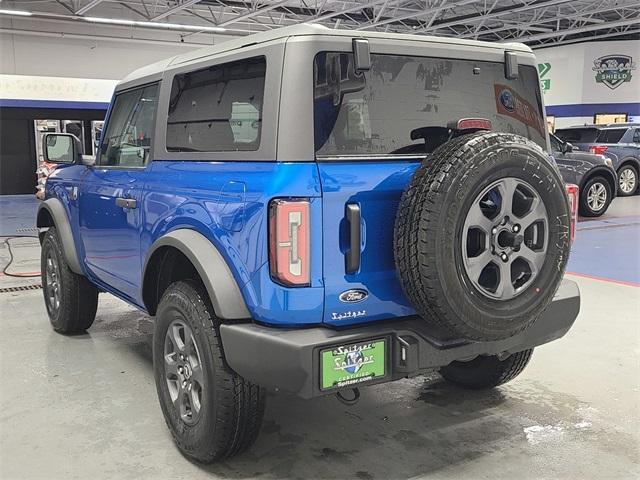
[41,227,98,334]
[617,164,638,197]
[579,175,612,217]
[153,280,265,463]
[395,132,571,341]
[439,349,533,389]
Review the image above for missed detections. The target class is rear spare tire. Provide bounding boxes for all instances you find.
[395,132,571,341]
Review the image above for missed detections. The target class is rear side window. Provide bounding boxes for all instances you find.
[166,56,266,152]
[313,52,547,157]
[100,84,158,167]
[555,128,599,143]
[595,128,626,144]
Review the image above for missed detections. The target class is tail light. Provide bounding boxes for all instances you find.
[456,118,492,131]
[589,145,608,155]
[565,184,578,243]
[269,199,310,286]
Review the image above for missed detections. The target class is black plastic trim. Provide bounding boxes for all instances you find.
[220,279,580,399]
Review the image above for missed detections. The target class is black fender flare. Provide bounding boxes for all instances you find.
[617,156,640,174]
[143,229,250,319]
[36,198,83,274]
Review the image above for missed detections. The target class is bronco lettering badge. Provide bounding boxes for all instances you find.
[339,289,368,303]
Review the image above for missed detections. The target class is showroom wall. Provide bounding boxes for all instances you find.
[0,32,190,80]
[535,40,640,129]
[0,16,234,194]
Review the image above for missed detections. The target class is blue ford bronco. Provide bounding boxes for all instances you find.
[38,24,580,463]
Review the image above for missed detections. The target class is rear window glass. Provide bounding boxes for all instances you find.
[166,56,266,152]
[595,128,626,144]
[555,128,599,143]
[313,52,547,157]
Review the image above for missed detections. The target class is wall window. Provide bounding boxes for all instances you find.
[166,57,266,152]
[546,115,555,133]
[100,84,158,167]
[594,113,627,125]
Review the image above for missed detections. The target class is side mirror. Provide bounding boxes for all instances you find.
[43,133,82,164]
[81,155,96,166]
[563,142,574,153]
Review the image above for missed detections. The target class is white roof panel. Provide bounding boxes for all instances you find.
[118,23,532,87]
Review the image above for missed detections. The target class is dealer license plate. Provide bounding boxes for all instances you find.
[320,339,386,390]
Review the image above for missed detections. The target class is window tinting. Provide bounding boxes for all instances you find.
[166,57,266,152]
[314,53,547,157]
[100,84,158,167]
[596,128,626,144]
[555,128,599,143]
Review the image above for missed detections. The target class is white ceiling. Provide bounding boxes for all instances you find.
[1,0,639,47]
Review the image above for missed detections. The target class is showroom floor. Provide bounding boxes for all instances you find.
[0,195,638,479]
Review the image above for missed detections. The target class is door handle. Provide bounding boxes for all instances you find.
[115,197,137,209]
[345,203,361,274]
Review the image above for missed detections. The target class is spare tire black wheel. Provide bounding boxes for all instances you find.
[395,132,571,341]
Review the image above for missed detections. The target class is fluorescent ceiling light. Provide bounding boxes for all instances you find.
[0,9,33,16]
[84,17,226,33]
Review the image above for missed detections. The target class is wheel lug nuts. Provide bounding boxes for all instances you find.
[500,253,509,262]
[492,227,498,234]
[512,224,520,233]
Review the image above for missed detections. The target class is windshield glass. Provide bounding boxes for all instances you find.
[313,52,546,157]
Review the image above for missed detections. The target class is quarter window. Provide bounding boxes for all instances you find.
[100,84,158,167]
[166,56,266,152]
[595,128,626,143]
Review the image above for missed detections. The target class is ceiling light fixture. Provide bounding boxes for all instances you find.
[0,9,33,16]
[84,16,226,33]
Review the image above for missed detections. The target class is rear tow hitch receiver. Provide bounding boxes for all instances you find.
[335,387,360,406]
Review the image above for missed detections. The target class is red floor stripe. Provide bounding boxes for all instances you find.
[565,271,640,288]
[0,271,41,277]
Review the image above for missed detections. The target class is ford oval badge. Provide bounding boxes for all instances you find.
[339,289,368,303]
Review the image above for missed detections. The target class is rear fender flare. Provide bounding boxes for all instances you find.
[143,229,250,319]
[617,157,640,174]
[36,198,83,274]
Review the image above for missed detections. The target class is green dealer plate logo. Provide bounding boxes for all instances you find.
[321,339,386,390]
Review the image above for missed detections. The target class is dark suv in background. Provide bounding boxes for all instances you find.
[555,123,640,196]
[551,134,616,217]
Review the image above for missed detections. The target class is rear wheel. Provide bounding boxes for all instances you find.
[41,227,98,334]
[617,165,638,196]
[153,280,265,463]
[579,175,612,217]
[439,349,533,389]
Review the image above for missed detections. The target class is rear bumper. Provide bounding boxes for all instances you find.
[220,279,580,399]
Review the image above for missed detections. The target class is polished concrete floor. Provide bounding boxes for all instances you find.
[1,196,639,479]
